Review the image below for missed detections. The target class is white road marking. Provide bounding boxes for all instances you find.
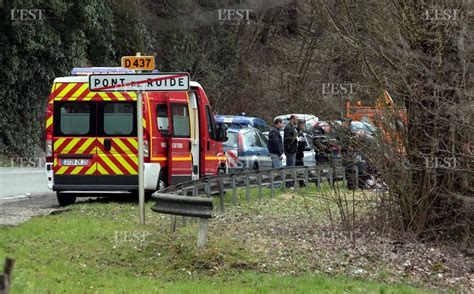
[0,171,45,175]
[1,194,30,200]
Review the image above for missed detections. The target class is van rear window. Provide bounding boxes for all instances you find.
[54,102,93,136]
[102,103,135,135]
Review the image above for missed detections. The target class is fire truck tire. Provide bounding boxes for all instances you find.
[56,192,76,206]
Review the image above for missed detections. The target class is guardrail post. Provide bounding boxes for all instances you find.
[317,168,321,191]
[245,173,250,202]
[205,181,211,198]
[197,218,209,248]
[170,215,177,232]
[0,258,14,294]
[293,168,298,190]
[304,167,309,187]
[281,169,286,191]
[270,171,275,198]
[181,191,187,227]
[258,173,262,200]
[218,179,225,212]
[231,174,237,205]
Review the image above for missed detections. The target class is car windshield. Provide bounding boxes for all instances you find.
[351,121,376,134]
[223,131,238,148]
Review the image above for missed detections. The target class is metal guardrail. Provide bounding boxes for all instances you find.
[152,164,347,213]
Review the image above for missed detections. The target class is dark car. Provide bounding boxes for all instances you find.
[222,126,272,172]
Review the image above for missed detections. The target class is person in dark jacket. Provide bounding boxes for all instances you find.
[283,114,298,167]
[267,118,284,168]
[295,120,306,186]
[295,120,306,166]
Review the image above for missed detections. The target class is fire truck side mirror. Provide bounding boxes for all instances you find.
[216,124,228,142]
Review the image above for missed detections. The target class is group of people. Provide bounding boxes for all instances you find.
[267,114,377,190]
[267,115,307,187]
[267,115,305,169]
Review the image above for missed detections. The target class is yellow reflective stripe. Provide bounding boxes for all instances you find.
[114,139,133,155]
[127,138,138,150]
[115,93,126,101]
[62,138,81,152]
[84,164,96,175]
[205,156,227,160]
[69,83,89,101]
[172,156,192,161]
[96,163,108,175]
[54,138,67,150]
[143,118,147,129]
[99,155,123,174]
[80,138,95,153]
[115,155,136,174]
[56,83,76,99]
[70,166,83,175]
[100,93,112,101]
[46,116,53,129]
[83,90,96,101]
[57,166,68,174]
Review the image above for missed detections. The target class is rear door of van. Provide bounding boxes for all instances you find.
[53,101,98,187]
[96,102,139,187]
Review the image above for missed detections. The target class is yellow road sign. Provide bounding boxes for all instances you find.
[121,56,155,70]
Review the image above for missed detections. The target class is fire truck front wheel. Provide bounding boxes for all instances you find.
[56,192,76,206]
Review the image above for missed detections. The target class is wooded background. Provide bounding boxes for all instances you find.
[0,0,472,241]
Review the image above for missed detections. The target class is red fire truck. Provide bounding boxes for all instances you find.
[45,67,227,205]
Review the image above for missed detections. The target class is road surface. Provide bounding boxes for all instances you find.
[0,167,50,201]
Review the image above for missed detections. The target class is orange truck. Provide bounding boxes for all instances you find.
[345,89,407,151]
[45,67,227,205]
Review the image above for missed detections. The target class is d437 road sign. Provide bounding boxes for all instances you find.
[89,73,190,92]
[121,56,155,70]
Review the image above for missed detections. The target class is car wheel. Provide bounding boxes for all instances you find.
[253,163,259,171]
[56,192,76,206]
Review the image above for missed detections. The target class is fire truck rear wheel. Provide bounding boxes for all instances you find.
[56,192,76,206]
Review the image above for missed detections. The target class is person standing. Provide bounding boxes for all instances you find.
[295,120,306,167]
[295,120,306,186]
[267,118,284,168]
[284,114,299,167]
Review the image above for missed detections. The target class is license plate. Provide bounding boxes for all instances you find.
[61,159,90,166]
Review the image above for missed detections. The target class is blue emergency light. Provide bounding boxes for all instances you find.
[215,115,252,127]
[71,67,135,76]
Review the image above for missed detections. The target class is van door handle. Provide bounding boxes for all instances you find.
[188,141,192,152]
[104,139,112,151]
[207,140,210,151]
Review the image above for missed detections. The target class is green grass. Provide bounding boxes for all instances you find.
[0,193,428,293]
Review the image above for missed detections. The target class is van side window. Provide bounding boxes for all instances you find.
[102,102,135,136]
[156,104,169,137]
[171,104,190,138]
[56,102,91,136]
[205,105,216,139]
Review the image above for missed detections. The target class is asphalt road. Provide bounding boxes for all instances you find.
[0,167,50,201]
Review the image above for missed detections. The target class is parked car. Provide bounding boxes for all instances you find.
[223,126,272,173]
[215,115,269,132]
